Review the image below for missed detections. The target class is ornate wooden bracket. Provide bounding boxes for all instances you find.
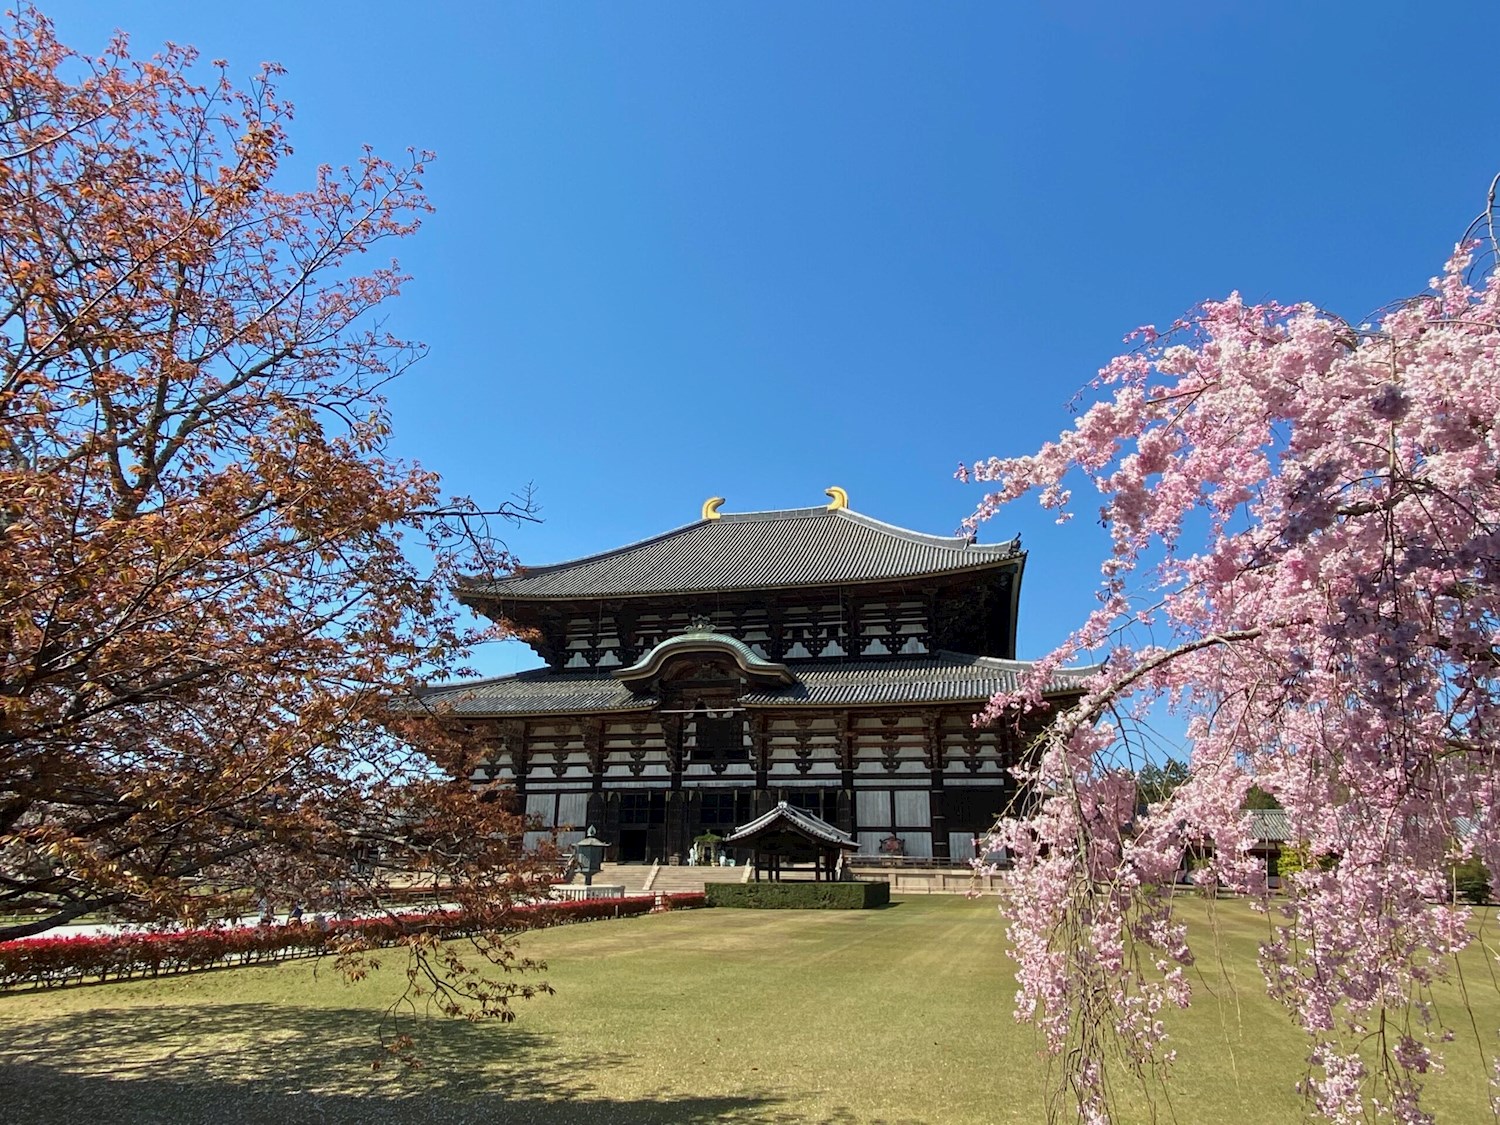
[879,715,902,772]
[834,714,854,772]
[583,717,605,776]
[922,710,943,771]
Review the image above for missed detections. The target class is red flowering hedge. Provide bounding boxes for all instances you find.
[0,892,705,991]
[654,891,705,910]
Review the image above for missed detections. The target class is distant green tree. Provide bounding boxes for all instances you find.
[1135,758,1189,808]
[1276,843,1313,882]
[1277,842,1339,881]
[1243,786,1282,810]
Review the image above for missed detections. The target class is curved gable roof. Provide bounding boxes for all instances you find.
[612,629,794,691]
[724,801,858,849]
[457,506,1022,602]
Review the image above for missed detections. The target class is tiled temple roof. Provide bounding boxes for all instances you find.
[456,506,1022,602]
[742,653,1089,706]
[412,651,1093,717]
[724,802,858,848]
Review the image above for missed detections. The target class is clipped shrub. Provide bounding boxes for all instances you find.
[526,896,656,927]
[657,892,706,911]
[1275,844,1311,881]
[1454,857,1491,905]
[1275,843,1339,886]
[704,881,890,909]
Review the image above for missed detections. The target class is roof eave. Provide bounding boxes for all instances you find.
[456,552,1026,605]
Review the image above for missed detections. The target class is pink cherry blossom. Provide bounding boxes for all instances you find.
[963,232,1500,1122]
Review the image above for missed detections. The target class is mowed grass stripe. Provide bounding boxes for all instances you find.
[510,901,1037,1124]
[1,896,1497,1123]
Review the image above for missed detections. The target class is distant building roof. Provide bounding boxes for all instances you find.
[1250,808,1292,843]
[412,650,1094,717]
[1248,808,1477,847]
[456,506,1022,602]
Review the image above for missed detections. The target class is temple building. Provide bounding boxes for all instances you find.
[416,490,1085,864]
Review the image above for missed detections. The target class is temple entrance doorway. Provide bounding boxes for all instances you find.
[618,828,649,863]
[615,790,666,862]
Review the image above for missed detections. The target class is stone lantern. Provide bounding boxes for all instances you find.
[574,825,609,887]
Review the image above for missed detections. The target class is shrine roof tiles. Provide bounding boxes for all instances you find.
[456,506,1022,602]
[724,802,858,848]
[413,668,655,716]
[412,651,1092,717]
[738,652,1092,706]
[1250,808,1292,843]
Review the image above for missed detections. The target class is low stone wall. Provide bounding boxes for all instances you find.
[548,884,626,901]
[849,866,1004,895]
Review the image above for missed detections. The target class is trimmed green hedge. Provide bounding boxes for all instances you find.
[1454,857,1492,905]
[704,881,891,909]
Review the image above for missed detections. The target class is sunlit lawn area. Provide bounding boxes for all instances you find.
[2,895,1499,1123]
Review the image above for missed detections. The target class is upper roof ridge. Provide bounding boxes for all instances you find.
[712,505,1018,552]
[715,505,828,522]
[457,502,1024,601]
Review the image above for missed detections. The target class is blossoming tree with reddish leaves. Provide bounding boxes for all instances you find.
[0,6,550,1042]
[961,207,1500,1122]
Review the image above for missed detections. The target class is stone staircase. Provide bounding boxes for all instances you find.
[555,861,752,896]
[646,863,752,895]
[577,862,655,894]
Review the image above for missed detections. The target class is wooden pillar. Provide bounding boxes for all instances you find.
[930,781,950,861]
[847,593,863,662]
[751,713,769,790]
[614,603,639,666]
[603,791,622,862]
[835,713,855,834]
[662,713,685,791]
[925,711,949,861]
[664,790,686,864]
[586,790,606,831]
[502,720,528,798]
[588,717,606,798]
[750,712,771,822]
[835,789,854,834]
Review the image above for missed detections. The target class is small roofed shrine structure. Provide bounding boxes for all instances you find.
[415,490,1090,864]
[724,801,859,882]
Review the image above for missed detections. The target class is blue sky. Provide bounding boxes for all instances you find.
[47,2,1500,694]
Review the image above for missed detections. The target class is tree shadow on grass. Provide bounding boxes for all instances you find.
[0,1001,804,1123]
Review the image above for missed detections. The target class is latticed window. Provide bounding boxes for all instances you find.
[786,789,836,822]
[699,792,740,827]
[619,792,664,824]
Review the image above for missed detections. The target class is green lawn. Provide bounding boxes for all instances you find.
[1,896,1498,1123]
